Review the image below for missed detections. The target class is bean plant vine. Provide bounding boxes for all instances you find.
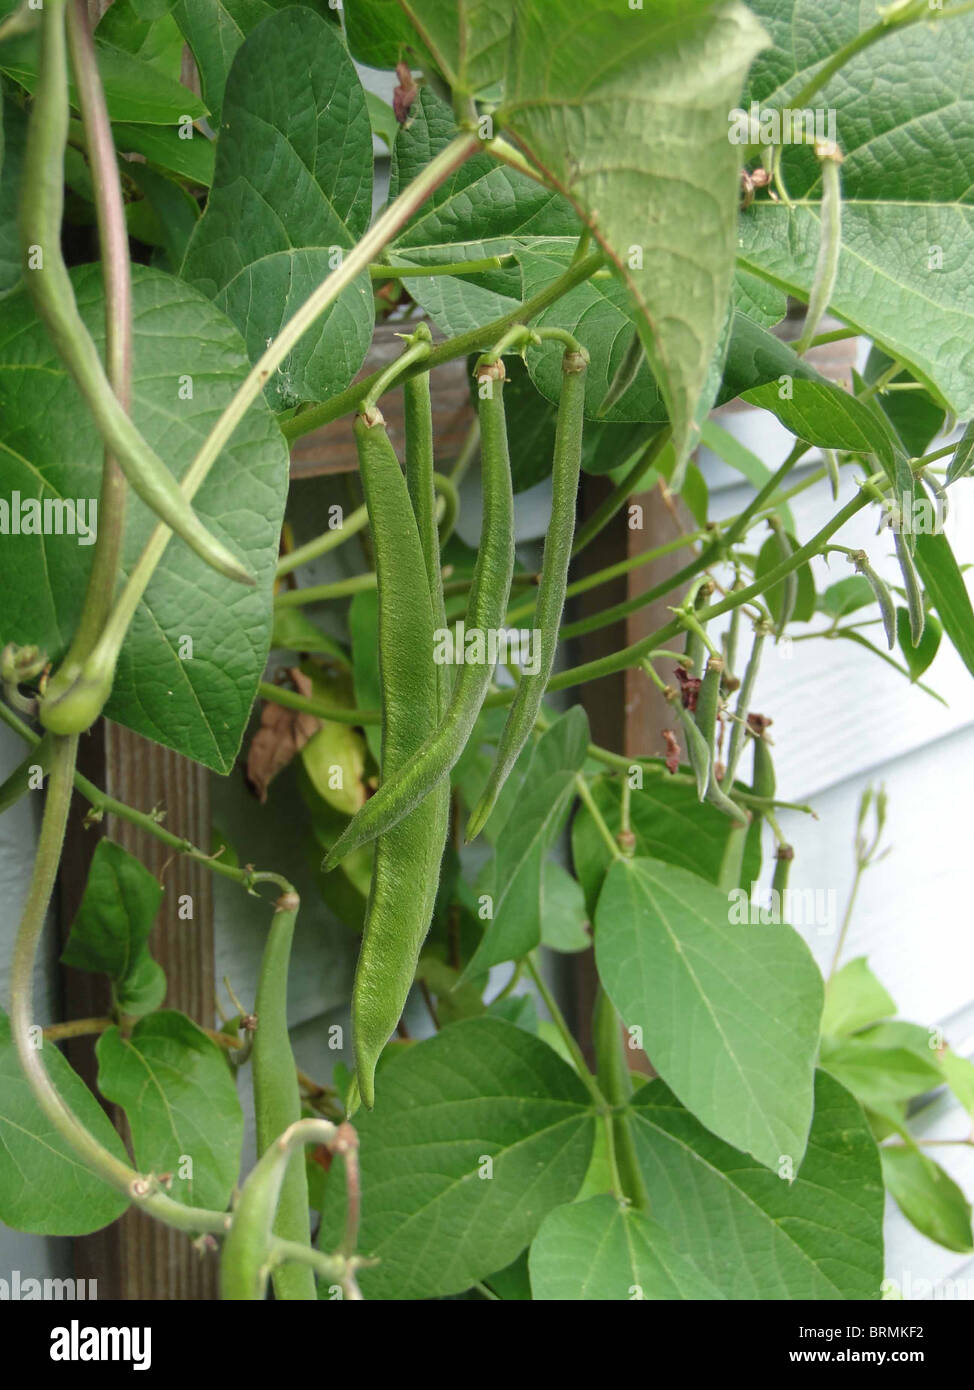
[1,0,974,1303]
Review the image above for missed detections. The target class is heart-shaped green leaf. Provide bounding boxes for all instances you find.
[530,1194,724,1300]
[0,1012,130,1235]
[61,840,166,1018]
[738,1,974,419]
[595,856,822,1169]
[0,265,289,771]
[318,1017,596,1299]
[628,1071,885,1299]
[182,7,374,408]
[97,1011,243,1211]
[499,0,767,463]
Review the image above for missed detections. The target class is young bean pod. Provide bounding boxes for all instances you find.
[323,362,515,870]
[855,552,896,649]
[696,655,747,824]
[772,843,794,899]
[893,532,925,646]
[251,892,315,1300]
[351,408,450,1107]
[724,623,768,786]
[795,144,843,356]
[221,1118,338,1301]
[466,346,588,841]
[20,0,253,587]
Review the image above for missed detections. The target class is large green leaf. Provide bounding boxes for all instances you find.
[0,28,207,124]
[96,1011,243,1211]
[0,89,25,296]
[881,1147,974,1254]
[595,856,822,1170]
[345,0,415,69]
[318,1017,596,1299]
[529,1194,724,1301]
[743,379,895,468]
[397,0,512,97]
[498,0,767,463]
[385,88,578,335]
[96,0,185,82]
[571,774,762,917]
[111,120,215,187]
[182,7,374,408]
[173,0,280,121]
[628,1071,885,1299]
[0,1012,130,1235]
[821,957,896,1038]
[173,0,340,122]
[0,265,289,772]
[738,1,974,419]
[60,839,166,1017]
[820,1022,944,1112]
[517,248,847,431]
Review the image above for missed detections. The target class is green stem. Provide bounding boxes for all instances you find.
[369,254,512,279]
[575,774,622,861]
[722,440,810,548]
[276,503,369,578]
[0,700,295,897]
[547,472,885,696]
[829,863,863,979]
[789,5,929,109]
[525,954,605,1112]
[592,987,649,1210]
[282,251,605,442]
[9,733,227,1236]
[509,529,706,627]
[274,572,377,607]
[449,417,480,485]
[257,680,381,726]
[362,336,431,413]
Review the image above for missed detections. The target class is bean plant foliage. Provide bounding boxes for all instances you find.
[0,0,972,1302]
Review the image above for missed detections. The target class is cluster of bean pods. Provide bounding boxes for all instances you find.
[334,339,588,1105]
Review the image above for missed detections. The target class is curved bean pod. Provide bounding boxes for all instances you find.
[19,0,253,587]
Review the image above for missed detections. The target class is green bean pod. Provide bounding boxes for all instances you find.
[771,843,794,899]
[767,518,797,635]
[323,364,515,871]
[694,654,722,752]
[724,625,767,786]
[750,728,776,801]
[221,1118,338,1301]
[351,408,449,1107]
[677,704,711,800]
[795,148,843,355]
[857,554,896,649]
[19,0,253,587]
[252,892,315,1300]
[893,532,925,646]
[466,347,588,841]
[695,654,746,824]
